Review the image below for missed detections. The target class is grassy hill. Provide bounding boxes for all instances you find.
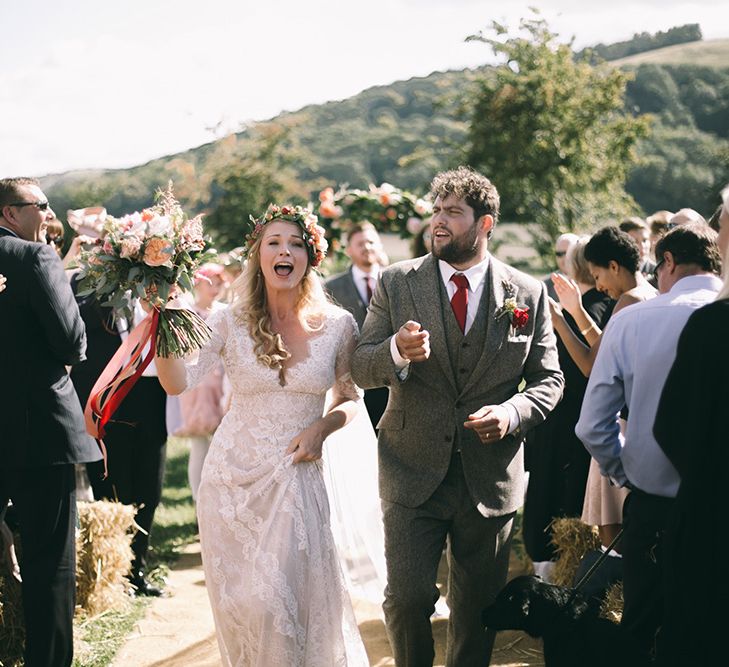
[612,38,729,68]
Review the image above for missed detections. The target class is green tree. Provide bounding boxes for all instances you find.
[462,13,650,262]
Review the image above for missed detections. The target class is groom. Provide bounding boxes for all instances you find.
[351,167,564,666]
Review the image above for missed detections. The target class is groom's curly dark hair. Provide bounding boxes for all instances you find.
[430,166,500,224]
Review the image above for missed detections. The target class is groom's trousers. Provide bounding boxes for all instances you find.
[381,450,515,667]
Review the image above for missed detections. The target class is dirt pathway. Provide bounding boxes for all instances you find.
[113,542,543,666]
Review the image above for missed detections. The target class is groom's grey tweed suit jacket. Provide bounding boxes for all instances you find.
[351,253,564,516]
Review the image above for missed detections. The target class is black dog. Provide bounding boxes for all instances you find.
[482,575,643,667]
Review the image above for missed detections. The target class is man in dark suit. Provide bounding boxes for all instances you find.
[352,167,564,666]
[0,177,101,667]
[325,221,389,429]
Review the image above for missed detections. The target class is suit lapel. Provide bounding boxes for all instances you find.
[406,254,458,394]
[336,268,366,328]
[459,258,511,397]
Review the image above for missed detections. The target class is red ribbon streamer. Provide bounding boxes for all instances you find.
[84,309,160,476]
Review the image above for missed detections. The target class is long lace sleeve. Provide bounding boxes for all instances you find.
[332,311,364,403]
[184,307,229,392]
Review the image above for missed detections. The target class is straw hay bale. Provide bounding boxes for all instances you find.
[75,500,137,617]
[600,581,624,624]
[1,500,137,664]
[548,517,601,587]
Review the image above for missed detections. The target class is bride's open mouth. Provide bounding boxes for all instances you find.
[274,261,294,277]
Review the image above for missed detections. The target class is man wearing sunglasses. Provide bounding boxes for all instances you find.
[0,177,101,667]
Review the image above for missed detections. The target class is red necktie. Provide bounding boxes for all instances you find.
[450,273,469,333]
[365,276,375,304]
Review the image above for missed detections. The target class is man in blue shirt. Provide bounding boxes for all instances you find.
[576,223,722,664]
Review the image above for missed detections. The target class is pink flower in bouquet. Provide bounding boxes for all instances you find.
[103,239,114,255]
[145,213,173,237]
[143,237,174,267]
[386,207,398,220]
[181,216,205,251]
[120,235,142,260]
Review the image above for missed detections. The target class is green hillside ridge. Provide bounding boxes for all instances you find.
[611,38,729,68]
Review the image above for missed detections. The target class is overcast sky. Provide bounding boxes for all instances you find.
[1,0,727,177]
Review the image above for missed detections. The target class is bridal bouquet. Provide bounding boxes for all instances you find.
[76,183,214,358]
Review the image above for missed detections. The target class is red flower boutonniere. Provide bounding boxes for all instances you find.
[495,280,530,336]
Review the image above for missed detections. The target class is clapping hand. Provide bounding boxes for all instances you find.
[464,405,510,443]
[551,272,582,316]
[0,274,6,293]
[395,320,430,362]
[286,421,326,464]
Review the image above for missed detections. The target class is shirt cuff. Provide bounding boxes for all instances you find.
[503,403,521,435]
[390,334,410,370]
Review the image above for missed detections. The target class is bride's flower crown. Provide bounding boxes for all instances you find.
[244,204,328,268]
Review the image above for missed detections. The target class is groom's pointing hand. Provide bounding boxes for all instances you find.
[395,320,430,362]
[464,405,510,443]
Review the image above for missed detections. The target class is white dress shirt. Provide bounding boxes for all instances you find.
[351,264,380,305]
[576,274,722,497]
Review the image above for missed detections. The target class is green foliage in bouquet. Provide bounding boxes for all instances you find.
[316,183,432,260]
[76,183,216,358]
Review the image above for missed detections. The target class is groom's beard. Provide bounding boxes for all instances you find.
[432,223,479,265]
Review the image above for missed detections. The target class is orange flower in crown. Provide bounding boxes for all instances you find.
[244,204,329,268]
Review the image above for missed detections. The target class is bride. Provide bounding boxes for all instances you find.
[155,205,372,666]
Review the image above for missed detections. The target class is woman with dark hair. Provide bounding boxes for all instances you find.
[154,206,369,665]
[652,189,729,667]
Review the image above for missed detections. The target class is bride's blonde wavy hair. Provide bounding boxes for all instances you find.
[231,230,330,384]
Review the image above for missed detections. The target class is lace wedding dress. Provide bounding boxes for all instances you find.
[184,304,370,666]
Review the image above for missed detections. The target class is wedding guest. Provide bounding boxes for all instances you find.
[544,232,579,300]
[325,221,389,429]
[220,246,244,303]
[410,222,432,257]
[0,177,101,667]
[523,236,613,582]
[172,263,228,502]
[45,218,65,257]
[154,205,370,664]
[577,223,722,664]
[668,207,706,227]
[707,202,723,232]
[652,185,729,667]
[647,210,673,258]
[352,167,564,665]
[619,217,656,280]
[551,226,655,377]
